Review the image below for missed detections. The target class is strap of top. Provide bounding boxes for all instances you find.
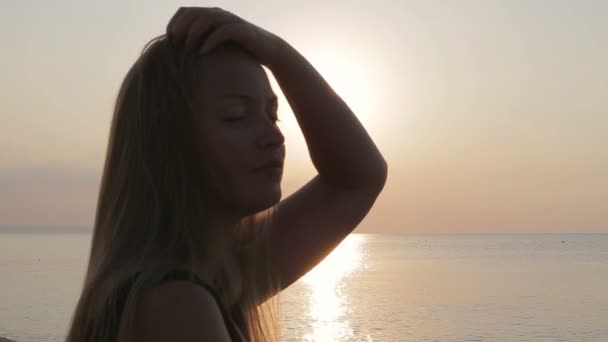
[158,270,227,316]
[157,269,246,341]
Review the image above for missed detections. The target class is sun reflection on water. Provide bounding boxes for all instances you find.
[300,234,367,342]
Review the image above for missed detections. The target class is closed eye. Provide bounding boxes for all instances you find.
[224,117,245,123]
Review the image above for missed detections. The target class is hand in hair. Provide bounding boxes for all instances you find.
[166,7,288,68]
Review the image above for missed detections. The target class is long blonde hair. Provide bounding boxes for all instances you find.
[66,34,282,342]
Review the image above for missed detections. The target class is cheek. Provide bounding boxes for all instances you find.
[203,127,254,187]
[202,122,245,157]
[217,134,251,169]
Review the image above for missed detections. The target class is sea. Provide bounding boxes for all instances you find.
[0,232,607,342]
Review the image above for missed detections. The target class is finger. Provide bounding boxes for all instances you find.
[199,23,248,54]
[166,7,186,37]
[170,9,200,45]
[184,18,216,49]
[185,15,243,49]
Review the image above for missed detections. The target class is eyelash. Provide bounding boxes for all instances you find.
[224,115,280,123]
[224,117,244,122]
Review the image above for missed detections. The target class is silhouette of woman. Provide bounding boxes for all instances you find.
[66,6,386,342]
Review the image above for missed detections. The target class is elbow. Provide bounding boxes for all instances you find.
[365,156,388,195]
[324,155,388,193]
[376,157,389,192]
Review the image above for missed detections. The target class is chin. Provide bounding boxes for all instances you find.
[241,189,282,216]
[259,190,282,210]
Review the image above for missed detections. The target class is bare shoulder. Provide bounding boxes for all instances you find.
[133,280,231,342]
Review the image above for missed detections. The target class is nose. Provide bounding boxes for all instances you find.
[257,121,285,152]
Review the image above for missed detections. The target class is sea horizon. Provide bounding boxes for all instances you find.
[0,224,606,236]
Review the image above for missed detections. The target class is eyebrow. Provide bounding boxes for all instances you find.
[222,94,278,103]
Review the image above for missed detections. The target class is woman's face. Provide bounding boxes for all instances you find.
[191,45,285,218]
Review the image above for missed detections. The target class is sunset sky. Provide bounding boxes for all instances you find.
[1,0,606,233]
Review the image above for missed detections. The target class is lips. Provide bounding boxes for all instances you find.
[254,158,283,171]
[254,159,284,170]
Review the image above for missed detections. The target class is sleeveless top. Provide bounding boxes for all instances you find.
[114,269,247,341]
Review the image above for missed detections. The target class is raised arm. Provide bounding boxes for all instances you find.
[167,6,387,303]
[255,39,387,296]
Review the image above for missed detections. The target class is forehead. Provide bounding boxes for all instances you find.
[192,45,274,103]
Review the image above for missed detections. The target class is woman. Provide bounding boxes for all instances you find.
[66,6,387,342]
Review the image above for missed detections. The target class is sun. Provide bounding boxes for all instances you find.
[265,48,381,138]
[262,48,384,182]
[307,50,378,132]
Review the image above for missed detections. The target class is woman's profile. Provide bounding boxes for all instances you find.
[66,6,387,342]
